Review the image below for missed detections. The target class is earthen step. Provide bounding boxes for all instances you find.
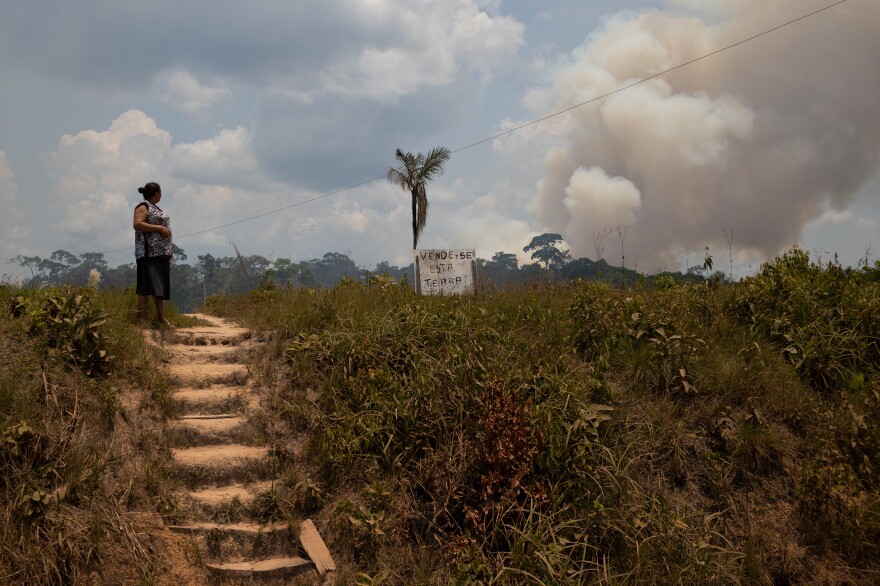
[205,556,313,579]
[181,413,240,420]
[185,480,274,506]
[172,413,244,432]
[167,418,264,448]
[174,321,249,336]
[174,385,242,404]
[168,363,248,385]
[170,521,296,559]
[172,387,253,418]
[172,444,269,468]
[176,321,248,334]
[173,416,245,436]
[164,344,242,363]
[185,313,244,329]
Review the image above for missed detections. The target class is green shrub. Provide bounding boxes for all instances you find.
[729,247,879,394]
[12,287,112,376]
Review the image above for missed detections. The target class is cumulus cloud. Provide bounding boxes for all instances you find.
[0,0,521,103]
[158,70,231,113]
[526,0,880,267]
[0,0,525,194]
[48,110,171,248]
[169,127,269,190]
[42,110,425,265]
[245,0,523,190]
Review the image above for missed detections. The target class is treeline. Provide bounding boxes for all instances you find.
[7,233,710,312]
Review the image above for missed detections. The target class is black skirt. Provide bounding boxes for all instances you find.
[136,256,171,300]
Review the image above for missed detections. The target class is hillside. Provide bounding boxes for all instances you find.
[1,247,878,584]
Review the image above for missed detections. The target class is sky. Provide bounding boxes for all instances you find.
[1,0,878,276]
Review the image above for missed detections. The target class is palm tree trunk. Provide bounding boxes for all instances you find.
[411,189,418,250]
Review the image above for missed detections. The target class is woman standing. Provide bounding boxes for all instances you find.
[133,182,173,325]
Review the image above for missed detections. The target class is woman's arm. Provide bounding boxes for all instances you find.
[133,205,171,237]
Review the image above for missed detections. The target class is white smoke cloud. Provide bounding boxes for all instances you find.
[560,166,641,256]
[528,0,880,267]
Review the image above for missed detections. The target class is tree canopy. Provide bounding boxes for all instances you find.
[523,233,571,270]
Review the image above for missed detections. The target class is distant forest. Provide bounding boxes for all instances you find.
[7,233,711,312]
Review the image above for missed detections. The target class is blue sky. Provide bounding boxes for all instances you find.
[1,0,877,275]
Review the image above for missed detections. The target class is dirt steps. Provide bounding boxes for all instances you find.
[151,313,334,583]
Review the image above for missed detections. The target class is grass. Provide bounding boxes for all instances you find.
[207,249,880,583]
[2,247,879,583]
[0,283,180,583]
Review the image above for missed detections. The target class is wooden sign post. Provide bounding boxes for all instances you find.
[413,249,478,295]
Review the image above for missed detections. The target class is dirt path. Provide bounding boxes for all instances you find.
[148,314,334,584]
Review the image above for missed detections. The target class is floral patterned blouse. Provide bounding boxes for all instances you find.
[134,201,172,260]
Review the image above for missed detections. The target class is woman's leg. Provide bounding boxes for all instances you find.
[138,295,148,321]
[153,297,165,323]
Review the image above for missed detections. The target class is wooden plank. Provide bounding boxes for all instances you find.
[168,521,289,536]
[205,557,313,579]
[299,519,336,574]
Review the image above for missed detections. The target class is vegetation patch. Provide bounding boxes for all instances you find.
[0,284,187,584]
[196,247,880,583]
[3,246,878,583]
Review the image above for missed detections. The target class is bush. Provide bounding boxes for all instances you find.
[11,287,112,376]
[729,247,879,395]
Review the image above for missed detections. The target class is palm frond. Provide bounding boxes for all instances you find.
[386,168,410,190]
[397,148,418,180]
[415,182,429,242]
[420,147,451,182]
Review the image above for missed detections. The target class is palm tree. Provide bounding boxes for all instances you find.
[387,147,451,250]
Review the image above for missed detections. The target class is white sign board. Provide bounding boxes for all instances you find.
[414,249,477,295]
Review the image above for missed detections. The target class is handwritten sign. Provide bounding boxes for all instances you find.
[413,249,477,295]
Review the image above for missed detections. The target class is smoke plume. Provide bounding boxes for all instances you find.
[530,0,880,269]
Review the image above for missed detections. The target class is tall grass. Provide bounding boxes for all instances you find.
[154,251,880,582]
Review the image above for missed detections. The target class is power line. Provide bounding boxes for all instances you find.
[5,0,849,263]
[95,175,388,255]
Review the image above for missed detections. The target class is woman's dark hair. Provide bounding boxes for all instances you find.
[138,182,161,200]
